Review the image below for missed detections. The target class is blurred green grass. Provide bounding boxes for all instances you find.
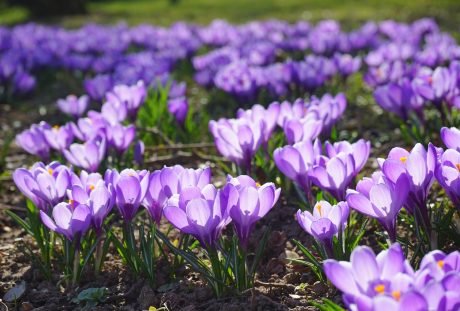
[1,0,460,31]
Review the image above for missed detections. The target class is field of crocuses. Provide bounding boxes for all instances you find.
[1,16,460,311]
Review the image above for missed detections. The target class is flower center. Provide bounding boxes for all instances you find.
[399,156,407,163]
[255,182,261,188]
[374,284,385,294]
[53,125,60,131]
[437,260,444,269]
[392,290,401,301]
[89,184,95,191]
[68,199,74,207]
[428,76,433,85]
[455,164,460,172]
[316,203,322,217]
[47,168,54,175]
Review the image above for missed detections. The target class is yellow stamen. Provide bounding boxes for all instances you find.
[400,156,407,163]
[455,164,460,172]
[392,290,401,301]
[374,284,385,294]
[68,199,74,206]
[53,125,60,130]
[89,184,95,191]
[47,168,54,175]
[437,260,444,269]
[255,182,261,188]
[316,203,323,217]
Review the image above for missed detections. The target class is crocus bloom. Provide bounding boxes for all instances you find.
[160,165,211,198]
[308,153,356,201]
[333,53,361,77]
[323,243,412,308]
[16,122,51,161]
[134,140,145,166]
[237,102,280,147]
[209,117,262,172]
[378,144,436,227]
[274,139,322,197]
[106,124,136,155]
[63,134,106,172]
[164,184,236,248]
[71,115,108,141]
[40,202,91,240]
[109,169,150,221]
[57,95,89,119]
[434,148,460,208]
[43,123,74,152]
[226,175,281,247]
[325,139,371,176]
[346,171,409,242]
[143,170,167,224]
[440,127,460,151]
[283,114,322,145]
[100,99,128,125]
[106,81,146,119]
[68,181,114,234]
[412,66,456,103]
[13,162,72,210]
[167,97,188,125]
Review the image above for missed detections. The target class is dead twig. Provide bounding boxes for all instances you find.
[146,142,215,152]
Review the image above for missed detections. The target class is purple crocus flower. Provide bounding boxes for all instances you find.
[434,148,460,209]
[226,175,280,248]
[296,200,349,253]
[16,122,51,161]
[63,134,106,172]
[237,102,280,148]
[100,99,128,125]
[40,202,91,241]
[167,96,188,125]
[378,143,436,227]
[142,170,167,224]
[323,243,412,308]
[108,168,150,221]
[412,66,456,103]
[440,127,460,151]
[334,53,361,77]
[84,74,113,102]
[209,117,262,172]
[106,81,147,119]
[274,139,322,198]
[71,115,108,141]
[13,161,72,210]
[283,114,322,145]
[346,171,409,242]
[71,170,103,194]
[43,123,74,152]
[134,140,145,166]
[67,181,115,234]
[308,152,356,201]
[164,184,236,248]
[57,95,89,119]
[325,139,371,176]
[106,124,136,155]
[160,165,211,198]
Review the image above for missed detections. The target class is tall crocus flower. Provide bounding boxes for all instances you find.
[57,95,89,119]
[143,170,167,224]
[71,115,108,141]
[43,123,74,152]
[106,81,146,119]
[40,202,91,241]
[378,143,436,228]
[434,148,460,209]
[440,127,460,151]
[237,102,280,148]
[106,124,136,155]
[274,139,322,198]
[308,153,356,201]
[323,244,412,309]
[100,100,128,125]
[209,117,263,172]
[68,181,115,234]
[164,184,237,248]
[167,97,188,125]
[297,201,349,254]
[333,53,361,77]
[226,175,280,248]
[412,66,456,104]
[13,162,72,210]
[160,165,212,198]
[108,169,150,221]
[346,171,409,242]
[16,122,51,161]
[63,134,106,172]
[283,114,322,145]
[325,139,371,176]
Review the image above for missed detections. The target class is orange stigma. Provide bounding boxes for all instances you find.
[255,182,261,188]
[47,168,54,175]
[392,290,401,301]
[53,125,60,130]
[455,164,460,172]
[437,260,444,269]
[89,184,95,191]
[316,203,323,216]
[374,284,385,294]
[68,199,74,206]
[400,156,407,163]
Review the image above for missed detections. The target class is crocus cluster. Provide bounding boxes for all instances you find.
[324,243,460,310]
